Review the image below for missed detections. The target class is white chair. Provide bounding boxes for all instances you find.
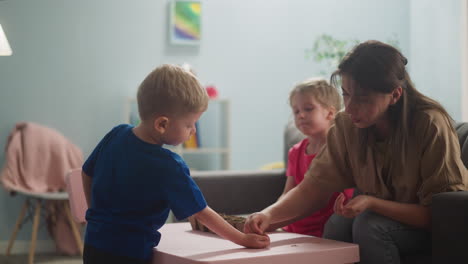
[5,188,84,264]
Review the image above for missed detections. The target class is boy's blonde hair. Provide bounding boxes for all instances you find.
[137,64,209,122]
[289,78,342,113]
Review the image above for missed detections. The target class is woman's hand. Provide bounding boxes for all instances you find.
[334,194,375,218]
[239,233,270,249]
[243,212,271,235]
[334,194,431,228]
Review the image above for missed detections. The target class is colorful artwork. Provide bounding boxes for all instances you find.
[170,1,201,45]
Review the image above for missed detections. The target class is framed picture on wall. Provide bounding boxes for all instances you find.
[169,0,201,45]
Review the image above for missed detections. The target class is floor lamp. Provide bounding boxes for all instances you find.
[0,24,12,56]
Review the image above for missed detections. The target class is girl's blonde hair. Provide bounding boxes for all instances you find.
[289,78,342,113]
[137,64,209,122]
[331,40,454,164]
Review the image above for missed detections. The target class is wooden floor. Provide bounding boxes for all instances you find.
[0,254,81,264]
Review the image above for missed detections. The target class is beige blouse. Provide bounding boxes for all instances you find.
[305,109,468,206]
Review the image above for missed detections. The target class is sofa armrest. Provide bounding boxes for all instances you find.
[191,169,286,215]
[432,191,468,263]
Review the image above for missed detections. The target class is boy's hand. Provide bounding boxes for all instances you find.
[193,207,271,249]
[243,212,270,235]
[240,233,270,249]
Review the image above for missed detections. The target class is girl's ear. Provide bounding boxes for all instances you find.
[326,107,336,121]
[390,86,403,105]
[153,116,169,134]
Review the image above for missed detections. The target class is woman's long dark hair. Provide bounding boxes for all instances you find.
[331,40,454,164]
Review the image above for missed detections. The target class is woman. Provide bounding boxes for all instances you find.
[244,40,468,264]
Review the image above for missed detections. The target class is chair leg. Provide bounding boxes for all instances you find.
[64,201,84,256]
[5,199,29,256]
[28,199,41,264]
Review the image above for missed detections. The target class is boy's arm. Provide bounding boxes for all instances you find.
[193,206,270,249]
[82,171,92,208]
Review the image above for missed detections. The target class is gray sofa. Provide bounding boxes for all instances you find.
[191,122,468,264]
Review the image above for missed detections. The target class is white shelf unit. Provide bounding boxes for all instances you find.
[124,97,231,170]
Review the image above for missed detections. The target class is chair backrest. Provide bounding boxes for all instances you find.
[65,168,87,224]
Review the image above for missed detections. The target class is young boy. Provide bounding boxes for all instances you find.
[82,64,270,264]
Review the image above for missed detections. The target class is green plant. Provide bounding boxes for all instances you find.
[305,34,358,76]
[305,34,400,76]
[306,35,356,68]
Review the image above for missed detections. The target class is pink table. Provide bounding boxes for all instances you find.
[153,223,359,264]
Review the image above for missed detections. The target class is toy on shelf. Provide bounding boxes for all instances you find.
[205,85,218,99]
[183,122,200,148]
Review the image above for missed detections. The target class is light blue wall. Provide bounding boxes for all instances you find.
[162,0,410,170]
[0,0,166,243]
[409,0,463,120]
[3,0,457,245]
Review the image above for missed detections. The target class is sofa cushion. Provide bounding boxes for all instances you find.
[192,170,285,215]
[432,191,468,263]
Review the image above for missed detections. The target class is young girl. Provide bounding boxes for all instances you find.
[244,41,467,264]
[280,78,353,237]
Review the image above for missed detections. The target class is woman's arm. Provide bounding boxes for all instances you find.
[245,116,353,234]
[264,176,299,231]
[337,195,431,229]
[82,171,92,208]
[244,180,333,234]
[279,176,296,198]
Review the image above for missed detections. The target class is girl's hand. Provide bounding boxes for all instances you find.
[240,233,270,249]
[333,192,351,216]
[333,192,345,215]
[243,212,271,235]
[340,195,375,218]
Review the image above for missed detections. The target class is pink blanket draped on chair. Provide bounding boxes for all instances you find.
[1,122,83,193]
[1,122,84,255]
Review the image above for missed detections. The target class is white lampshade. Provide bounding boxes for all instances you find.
[0,24,12,56]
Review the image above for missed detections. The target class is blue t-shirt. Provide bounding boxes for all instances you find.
[82,124,207,260]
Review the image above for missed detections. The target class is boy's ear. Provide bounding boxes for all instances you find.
[153,116,169,134]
